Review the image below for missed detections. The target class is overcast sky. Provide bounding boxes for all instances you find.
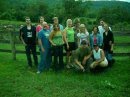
[94,0,130,2]
[80,0,130,3]
[118,0,130,2]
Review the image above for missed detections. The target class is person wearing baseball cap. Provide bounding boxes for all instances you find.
[68,40,93,72]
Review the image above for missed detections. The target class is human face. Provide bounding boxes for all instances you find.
[67,20,72,27]
[93,27,98,34]
[42,22,48,29]
[76,22,80,28]
[104,25,109,32]
[40,17,44,24]
[80,25,85,32]
[94,46,99,51]
[53,18,58,24]
[100,20,104,26]
[26,18,31,25]
[20,25,23,29]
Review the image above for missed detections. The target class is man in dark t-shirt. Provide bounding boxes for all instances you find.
[69,40,93,72]
[20,17,38,68]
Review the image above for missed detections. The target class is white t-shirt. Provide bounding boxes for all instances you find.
[98,25,112,40]
[93,48,102,60]
[93,48,107,63]
[77,32,89,45]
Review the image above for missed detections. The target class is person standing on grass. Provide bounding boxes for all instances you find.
[50,17,64,32]
[90,44,108,71]
[98,19,112,47]
[90,26,102,49]
[50,17,64,66]
[37,22,51,74]
[36,16,50,34]
[73,18,81,49]
[68,40,92,72]
[36,16,44,33]
[103,24,115,66]
[20,17,38,69]
[63,19,76,68]
[49,24,64,72]
[77,24,90,47]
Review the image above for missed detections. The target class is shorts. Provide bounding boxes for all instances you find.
[64,42,76,52]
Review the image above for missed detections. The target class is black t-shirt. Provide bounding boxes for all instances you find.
[21,25,36,45]
[103,30,114,51]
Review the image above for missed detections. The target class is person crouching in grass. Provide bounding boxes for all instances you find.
[90,44,108,72]
[49,24,64,72]
[68,40,93,72]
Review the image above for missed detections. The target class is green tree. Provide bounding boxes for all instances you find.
[63,0,88,19]
[0,0,8,13]
[97,6,130,25]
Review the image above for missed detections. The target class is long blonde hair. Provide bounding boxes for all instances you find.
[66,19,72,28]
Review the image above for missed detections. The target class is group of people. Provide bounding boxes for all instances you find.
[20,16,115,74]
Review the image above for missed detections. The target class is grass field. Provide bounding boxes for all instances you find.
[0,42,130,54]
[0,20,130,97]
[114,46,130,53]
[0,52,130,97]
[114,36,130,43]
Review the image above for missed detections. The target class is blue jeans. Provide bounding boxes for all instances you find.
[105,51,113,61]
[38,48,51,72]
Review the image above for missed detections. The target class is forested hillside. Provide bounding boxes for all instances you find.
[0,0,130,24]
[89,1,130,12]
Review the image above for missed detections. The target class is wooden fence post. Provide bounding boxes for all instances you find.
[9,25,16,60]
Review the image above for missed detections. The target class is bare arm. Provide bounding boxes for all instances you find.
[111,43,114,51]
[38,38,44,52]
[87,36,90,46]
[63,29,69,47]
[84,54,91,61]
[82,51,92,65]
[77,37,80,47]
[61,31,65,44]
[75,59,85,71]
[110,31,114,52]
[49,31,56,46]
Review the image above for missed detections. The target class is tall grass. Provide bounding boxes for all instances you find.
[0,52,130,97]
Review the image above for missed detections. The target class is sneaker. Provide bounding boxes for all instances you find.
[36,71,41,74]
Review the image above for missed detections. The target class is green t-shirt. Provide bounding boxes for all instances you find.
[52,31,63,45]
[66,27,75,42]
[71,47,91,62]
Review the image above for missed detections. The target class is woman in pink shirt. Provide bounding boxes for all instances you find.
[36,16,44,33]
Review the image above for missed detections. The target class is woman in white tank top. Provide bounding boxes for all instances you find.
[90,44,108,69]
